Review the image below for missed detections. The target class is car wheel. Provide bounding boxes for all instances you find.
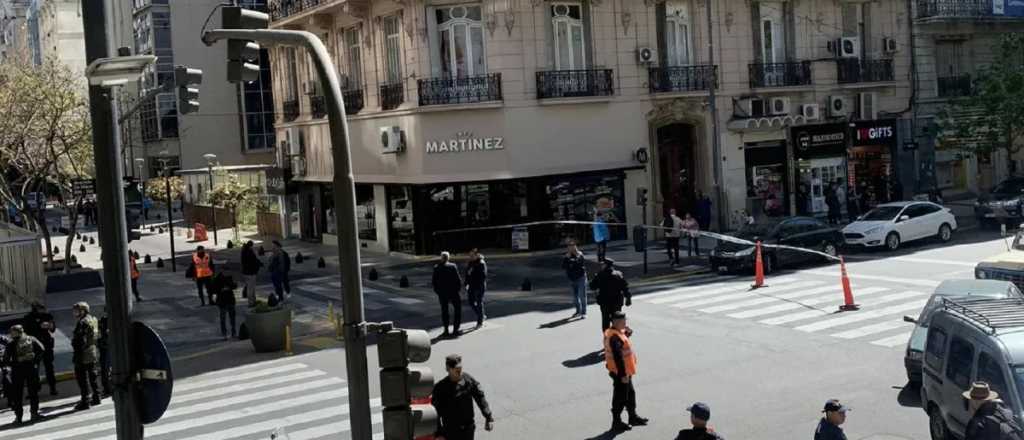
[821,241,839,258]
[929,405,950,440]
[938,223,952,243]
[886,232,901,251]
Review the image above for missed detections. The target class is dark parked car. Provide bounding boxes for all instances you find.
[975,177,1024,227]
[709,217,843,274]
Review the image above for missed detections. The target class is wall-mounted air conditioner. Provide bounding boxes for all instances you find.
[827,95,849,117]
[380,126,406,154]
[800,103,821,121]
[768,97,791,116]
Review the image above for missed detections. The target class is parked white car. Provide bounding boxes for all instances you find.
[842,201,956,251]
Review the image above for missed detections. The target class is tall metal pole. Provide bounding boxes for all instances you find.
[81,0,143,438]
[165,168,177,272]
[207,165,218,245]
[706,0,725,231]
[641,201,648,275]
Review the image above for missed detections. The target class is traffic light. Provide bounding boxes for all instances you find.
[378,328,437,440]
[174,66,202,115]
[636,187,649,206]
[222,6,269,83]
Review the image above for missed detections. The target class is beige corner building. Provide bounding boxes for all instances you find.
[268,0,913,255]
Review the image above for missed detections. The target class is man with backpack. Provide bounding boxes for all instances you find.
[963,382,1024,440]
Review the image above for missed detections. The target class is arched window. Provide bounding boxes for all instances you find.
[551,2,585,70]
[435,5,485,78]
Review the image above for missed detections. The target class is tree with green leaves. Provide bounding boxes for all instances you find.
[937,33,1024,175]
[207,171,260,241]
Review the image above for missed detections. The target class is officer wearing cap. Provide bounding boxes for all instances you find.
[604,311,648,431]
[815,399,849,440]
[71,301,101,410]
[3,324,44,424]
[589,258,632,333]
[431,354,494,440]
[23,301,57,396]
[676,402,724,439]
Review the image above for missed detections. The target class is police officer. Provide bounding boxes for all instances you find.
[3,324,44,424]
[675,402,724,439]
[23,301,58,395]
[129,251,143,302]
[191,246,216,306]
[815,399,849,440]
[431,354,494,440]
[604,311,647,432]
[71,302,102,410]
[589,258,632,333]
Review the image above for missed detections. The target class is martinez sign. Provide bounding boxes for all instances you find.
[426,131,504,154]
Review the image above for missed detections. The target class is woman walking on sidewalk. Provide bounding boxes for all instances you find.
[240,241,262,307]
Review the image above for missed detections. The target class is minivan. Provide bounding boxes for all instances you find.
[921,297,1024,439]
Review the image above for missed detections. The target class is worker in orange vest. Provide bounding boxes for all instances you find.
[603,311,648,432]
[129,252,142,302]
[189,245,216,306]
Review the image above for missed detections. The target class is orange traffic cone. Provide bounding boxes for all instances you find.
[838,256,859,311]
[751,241,765,289]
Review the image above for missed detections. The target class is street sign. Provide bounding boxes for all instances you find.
[133,321,173,424]
[72,179,96,198]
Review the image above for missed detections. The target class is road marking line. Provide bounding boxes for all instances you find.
[699,284,855,314]
[794,298,928,333]
[871,331,914,348]
[642,277,798,302]
[830,319,913,339]
[728,287,890,319]
[803,270,943,287]
[670,281,825,310]
[647,277,801,304]
[287,413,384,440]
[389,297,424,304]
[862,256,977,267]
[189,399,383,440]
[758,290,923,325]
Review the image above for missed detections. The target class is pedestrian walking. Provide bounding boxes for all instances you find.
[211,270,239,340]
[675,402,724,439]
[97,313,111,396]
[3,325,43,425]
[240,240,263,307]
[432,251,464,337]
[846,185,861,222]
[593,212,610,263]
[834,178,847,222]
[189,246,216,306]
[603,311,647,432]
[962,382,1024,440]
[589,258,631,333]
[814,399,849,440]
[682,212,700,257]
[22,302,57,396]
[465,249,487,328]
[431,354,494,440]
[562,240,588,318]
[268,241,291,303]
[696,192,713,231]
[71,301,101,410]
[663,209,683,265]
[825,185,841,225]
[129,251,143,301]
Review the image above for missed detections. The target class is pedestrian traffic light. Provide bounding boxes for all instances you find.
[174,66,202,115]
[378,328,437,440]
[636,187,648,206]
[222,6,268,83]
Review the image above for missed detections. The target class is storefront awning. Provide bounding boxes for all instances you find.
[727,115,807,133]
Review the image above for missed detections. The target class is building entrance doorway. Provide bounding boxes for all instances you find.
[657,123,697,215]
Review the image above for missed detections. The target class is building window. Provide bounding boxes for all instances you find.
[285,47,299,101]
[664,1,692,66]
[432,4,485,78]
[140,95,159,142]
[157,93,178,138]
[340,27,362,89]
[243,48,276,151]
[383,15,402,85]
[551,2,586,70]
[759,6,783,63]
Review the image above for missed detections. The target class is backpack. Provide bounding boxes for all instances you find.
[992,406,1024,440]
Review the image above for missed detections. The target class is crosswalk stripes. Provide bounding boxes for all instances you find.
[640,272,937,349]
[3,358,384,440]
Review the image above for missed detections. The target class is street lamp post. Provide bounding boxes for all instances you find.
[157,153,177,273]
[135,158,146,221]
[203,153,218,246]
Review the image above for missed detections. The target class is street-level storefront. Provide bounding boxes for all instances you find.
[848,119,900,210]
[743,140,789,218]
[792,123,849,217]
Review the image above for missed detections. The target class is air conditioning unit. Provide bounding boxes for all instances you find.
[738,98,767,118]
[380,126,405,154]
[858,92,877,120]
[637,47,656,64]
[768,97,791,116]
[827,95,849,117]
[882,37,898,54]
[800,103,821,121]
[286,127,301,156]
[840,36,860,58]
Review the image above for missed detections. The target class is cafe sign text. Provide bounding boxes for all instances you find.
[426,131,504,154]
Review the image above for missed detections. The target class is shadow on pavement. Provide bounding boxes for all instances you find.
[584,429,626,440]
[562,349,604,368]
[539,315,582,329]
[896,383,922,408]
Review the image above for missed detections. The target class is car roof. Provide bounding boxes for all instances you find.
[934,279,1016,297]
[875,201,923,208]
[995,331,1024,365]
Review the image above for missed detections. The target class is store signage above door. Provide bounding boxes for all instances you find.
[851,119,898,147]
[265,168,288,196]
[426,131,505,154]
[791,123,847,159]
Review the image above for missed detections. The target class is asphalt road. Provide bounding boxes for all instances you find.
[2,226,1010,439]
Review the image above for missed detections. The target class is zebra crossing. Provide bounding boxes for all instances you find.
[1,358,385,440]
[286,277,425,324]
[639,272,947,348]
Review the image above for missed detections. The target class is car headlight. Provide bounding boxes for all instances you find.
[908,350,923,361]
[736,246,755,257]
[977,269,988,279]
[864,226,882,235]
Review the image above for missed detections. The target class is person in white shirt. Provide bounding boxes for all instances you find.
[682,213,700,256]
[663,209,684,266]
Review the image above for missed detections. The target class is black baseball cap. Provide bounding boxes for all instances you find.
[445,354,462,369]
[822,399,850,413]
[687,402,711,421]
[611,311,627,321]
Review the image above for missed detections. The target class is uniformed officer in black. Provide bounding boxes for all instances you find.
[23,301,58,395]
[814,399,849,440]
[589,258,631,333]
[3,324,44,425]
[431,354,494,440]
[676,402,725,439]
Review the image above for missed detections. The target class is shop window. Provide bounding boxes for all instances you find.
[548,173,626,247]
[387,185,416,254]
[356,184,376,241]
[945,336,974,390]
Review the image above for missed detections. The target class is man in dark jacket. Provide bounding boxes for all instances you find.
[562,240,588,318]
[465,249,487,328]
[211,271,239,340]
[432,354,494,440]
[814,399,848,440]
[589,258,631,333]
[433,252,463,337]
[268,240,291,302]
[22,301,57,395]
[963,382,1024,440]
[676,402,724,439]
[240,241,263,307]
[3,324,44,424]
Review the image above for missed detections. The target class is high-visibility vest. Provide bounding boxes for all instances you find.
[603,328,637,376]
[193,253,212,279]
[130,255,140,280]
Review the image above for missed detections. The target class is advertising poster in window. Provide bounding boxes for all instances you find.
[547,173,626,242]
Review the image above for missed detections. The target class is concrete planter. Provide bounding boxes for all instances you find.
[245,305,292,353]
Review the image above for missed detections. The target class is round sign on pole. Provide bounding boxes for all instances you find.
[133,321,173,424]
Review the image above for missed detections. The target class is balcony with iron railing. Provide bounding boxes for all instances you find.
[536,69,614,99]
[282,99,299,122]
[748,61,812,88]
[380,82,404,111]
[937,74,973,97]
[418,73,503,106]
[309,94,326,119]
[836,59,895,84]
[915,0,1021,20]
[268,0,330,21]
[648,65,717,93]
[343,88,364,115]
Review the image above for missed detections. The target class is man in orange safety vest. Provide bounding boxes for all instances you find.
[190,246,216,306]
[129,252,142,302]
[603,311,648,432]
